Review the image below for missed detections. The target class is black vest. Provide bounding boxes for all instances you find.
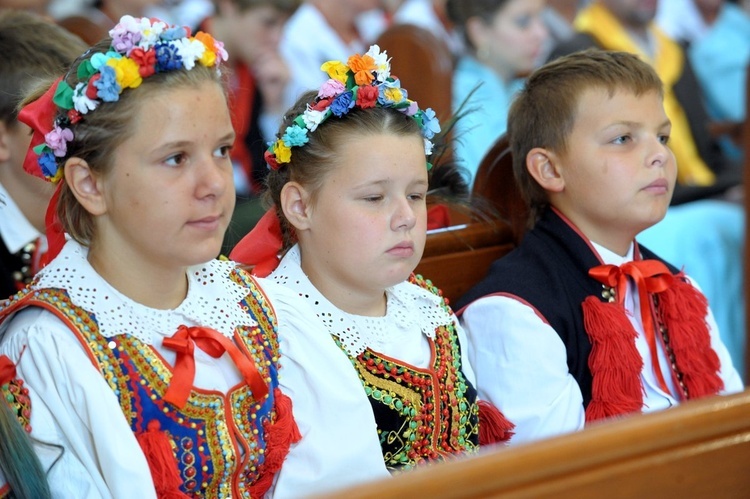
[455,208,676,408]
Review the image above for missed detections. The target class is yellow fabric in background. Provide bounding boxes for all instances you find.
[575,2,716,186]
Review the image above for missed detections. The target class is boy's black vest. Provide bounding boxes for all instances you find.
[455,207,713,411]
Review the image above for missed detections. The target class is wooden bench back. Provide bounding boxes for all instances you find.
[319,390,750,498]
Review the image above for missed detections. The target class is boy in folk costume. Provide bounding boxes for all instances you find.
[456,49,743,445]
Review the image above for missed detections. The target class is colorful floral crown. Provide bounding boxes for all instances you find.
[19,15,228,184]
[264,45,441,171]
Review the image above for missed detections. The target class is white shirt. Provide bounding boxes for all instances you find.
[460,241,744,445]
[265,245,475,497]
[0,182,43,255]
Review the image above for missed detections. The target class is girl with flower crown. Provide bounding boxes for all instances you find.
[0,15,303,498]
[230,45,513,497]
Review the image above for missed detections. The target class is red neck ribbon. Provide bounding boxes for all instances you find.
[229,208,284,277]
[162,325,268,408]
[0,355,17,386]
[589,260,674,394]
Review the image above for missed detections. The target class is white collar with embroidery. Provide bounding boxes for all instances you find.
[268,245,453,357]
[32,240,255,343]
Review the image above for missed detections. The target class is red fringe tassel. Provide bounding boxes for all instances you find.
[250,388,302,498]
[478,400,514,445]
[582,297,644,422]
[659,277,723,398]
[135,420,189,499]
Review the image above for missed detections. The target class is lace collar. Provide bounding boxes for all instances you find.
[32,240,255,344]
[269,245,453,357]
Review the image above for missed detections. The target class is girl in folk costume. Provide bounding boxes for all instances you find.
[0,15,299,498]
[230,46,513,497]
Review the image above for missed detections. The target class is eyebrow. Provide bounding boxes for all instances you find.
[352,178,429,189]
[158,130,236,150]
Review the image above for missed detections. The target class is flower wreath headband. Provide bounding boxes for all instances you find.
[264,44,441,171]
[18,15,228,184]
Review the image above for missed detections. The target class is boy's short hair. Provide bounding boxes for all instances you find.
[0,9,86,124]
[507,49,664,222]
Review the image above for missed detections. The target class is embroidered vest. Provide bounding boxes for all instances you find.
[337,276,479,471]
[0,268,282,498]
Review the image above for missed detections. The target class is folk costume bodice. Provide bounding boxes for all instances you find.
[269,246,480,470]
[0,241,297,498]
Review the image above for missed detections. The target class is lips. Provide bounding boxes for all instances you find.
[388,241,415,257]
[643,178,669,194]
[187,214,222,230]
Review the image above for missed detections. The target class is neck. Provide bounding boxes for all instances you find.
[87,242,189,310]
[0,170,52,233]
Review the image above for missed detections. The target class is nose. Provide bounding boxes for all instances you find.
[196,157,231,199]
[391,197,417,231]
[647,137,670,168]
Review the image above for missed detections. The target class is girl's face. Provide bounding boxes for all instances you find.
[91,80,236,273]
[230,5,289,63]
[296,132,428,309]
[473,0,548,81]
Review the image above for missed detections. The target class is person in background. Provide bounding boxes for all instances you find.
[392,0,465,55]
[0,9,86,300]
[279,0,389,112]
[231,45,512,497]
[0,15,299,496]
[446,0,548,188]
[199,0,300,252]
[457,49,743,445]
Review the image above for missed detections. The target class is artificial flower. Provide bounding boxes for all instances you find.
[302,107,327,131]
[347,54,376,86]
[264,149,279,170]
[176,38,206,70]
[95,66,121,102]
[330,91,355,117]
[73,81,99,113]
[273,140,292,163]
[355,85,378,109]
[155,42,183,71]
[424,137,434,156]
[421,108,441,139]
[45,126,73,157]
[110,56,142,89]
[282,126,309,147]
[318,79,345,99]
[130,47,157,77]
[365,45,390,82]
[38,152,58,178]
[321,61,349,83]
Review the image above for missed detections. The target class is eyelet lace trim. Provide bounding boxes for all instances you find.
[32,241,255,343]
[269,245,452,357]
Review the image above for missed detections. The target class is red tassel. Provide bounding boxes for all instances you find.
[658,277,723,399]
[249,388,301,498]
[477,400,514,445]
[135,420,189,499]
[582,297,644,422]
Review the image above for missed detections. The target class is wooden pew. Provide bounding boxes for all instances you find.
[415,218,515,305]
[318,390,750,498]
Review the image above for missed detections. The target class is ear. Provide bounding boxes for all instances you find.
[0,121,11,163]
[279,181,312,232]
[64,157,108,216]
[526,147,565,193]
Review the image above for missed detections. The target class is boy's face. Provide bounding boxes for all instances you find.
[549,87,676,254]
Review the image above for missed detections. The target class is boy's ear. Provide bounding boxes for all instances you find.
[64,157,108,216]
[526,147,564,193]
[280,181,312,231]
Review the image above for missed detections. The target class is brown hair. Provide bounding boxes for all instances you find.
[0,9,86,125]
[264,90,426,251]
[445,0,510,51]
[507,49,664,223]
[21,39,228,246]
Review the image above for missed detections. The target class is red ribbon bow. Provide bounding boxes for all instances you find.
[589,259,675,394]
[162,325,268,408]
[0,355,17,386]
[229,208,284,277]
